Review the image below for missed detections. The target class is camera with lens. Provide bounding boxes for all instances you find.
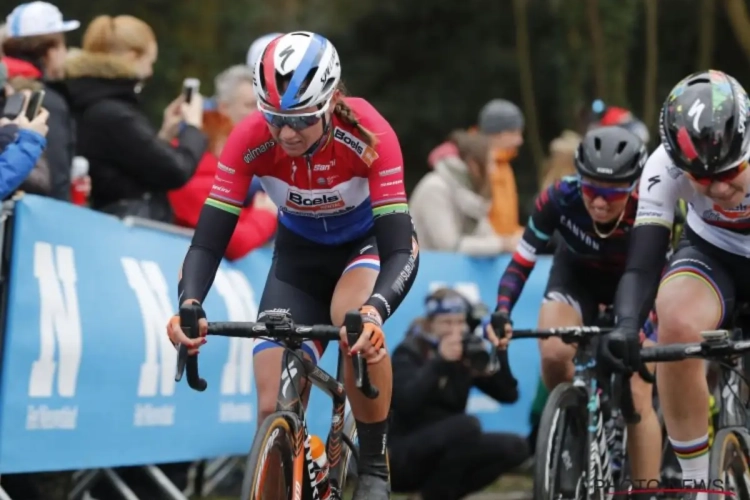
[462,301,490,372]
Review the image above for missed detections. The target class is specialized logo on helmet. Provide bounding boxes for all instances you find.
[732,81,748,135]
[334,127,379,166]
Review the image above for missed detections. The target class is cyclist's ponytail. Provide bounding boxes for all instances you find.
[333,82,379,148]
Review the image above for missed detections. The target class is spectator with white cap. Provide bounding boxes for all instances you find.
[2,1,79,201]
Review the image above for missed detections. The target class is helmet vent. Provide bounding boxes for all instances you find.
[594,137,602,152]
[616,141,627,155]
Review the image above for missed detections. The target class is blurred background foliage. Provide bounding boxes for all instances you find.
[56,0,750,204]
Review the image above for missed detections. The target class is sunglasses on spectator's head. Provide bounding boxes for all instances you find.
[580,179,636,203]
[686,161,748,187]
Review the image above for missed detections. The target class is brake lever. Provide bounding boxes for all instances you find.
[177,303,207,392]
[344,311,379,399]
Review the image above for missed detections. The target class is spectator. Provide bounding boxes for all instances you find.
[410,130,512,255]
[214,65,256,125]
[168,110,277,260]
[389,287,527,500]
[0,90,49,199]
[539,129,580,190]
[588,99,650,146]
[478,99,525,243]
[246,32,282,68]
[65,15,208,222]
[2,1,78,201]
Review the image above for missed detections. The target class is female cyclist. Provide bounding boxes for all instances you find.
[601,70,750,500]
[489,125,662,492]
[167,31,418,500]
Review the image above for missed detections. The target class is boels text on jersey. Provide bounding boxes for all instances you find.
[285,190,346,213]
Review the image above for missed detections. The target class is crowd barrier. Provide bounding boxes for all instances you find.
[0,195,552,477]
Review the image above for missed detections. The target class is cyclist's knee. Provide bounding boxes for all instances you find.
[630,375,655,416]
[655,277,721,343]
[539,337,573,369]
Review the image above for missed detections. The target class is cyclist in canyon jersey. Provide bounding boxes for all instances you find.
[167,31,417,499]
[600,70,750,500]
[490,126,663,492]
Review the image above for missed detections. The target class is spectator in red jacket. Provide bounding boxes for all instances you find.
[168,110,277,260]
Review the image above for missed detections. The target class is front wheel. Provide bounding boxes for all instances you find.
[534,382,589,500]
[240,413,296,500]
[708,428,750,500]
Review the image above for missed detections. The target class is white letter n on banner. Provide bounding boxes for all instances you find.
[121,258,177,397]
[30,242,82,398]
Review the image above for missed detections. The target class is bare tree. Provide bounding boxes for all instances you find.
[513,0,545,171]
[643,0,659,141]
[697,0,716,69]
[587,0,607,101]
[724,0,750,63]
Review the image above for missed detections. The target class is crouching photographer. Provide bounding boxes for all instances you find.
[389,287,528,499]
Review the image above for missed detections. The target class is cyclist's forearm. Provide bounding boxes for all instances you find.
[614,224,670,331]
[178,204,238,303]
[364,213,418,322]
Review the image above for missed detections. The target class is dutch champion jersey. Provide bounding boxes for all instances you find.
[208,98,408,245]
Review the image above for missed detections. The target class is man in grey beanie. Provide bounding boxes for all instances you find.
[478,98,525,151]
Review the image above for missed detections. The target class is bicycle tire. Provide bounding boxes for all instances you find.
[708,428,750,500]
[240,413,296,500]
[534,382,588,500]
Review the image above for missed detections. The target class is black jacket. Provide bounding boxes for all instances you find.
[390,334,519,437]
[65,51,207,222]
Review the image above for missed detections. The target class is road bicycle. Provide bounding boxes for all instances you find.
[508,324,636,500]
[641,325,750,500]
[176,303,377,500]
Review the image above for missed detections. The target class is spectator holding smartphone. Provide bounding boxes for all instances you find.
[3,1,79,201]
[0,89,49,198]
[65,15,207,222]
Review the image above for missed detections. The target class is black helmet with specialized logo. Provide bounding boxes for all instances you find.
[575,125,647,183]
[660,70,750,176]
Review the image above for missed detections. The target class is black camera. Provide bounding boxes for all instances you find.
[462,333,490,372]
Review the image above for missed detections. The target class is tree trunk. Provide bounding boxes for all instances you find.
[513,0,545,171]
[586,0,607,101]
[724,0,750,63]
[643,0,659,143]
[697,0,716,69]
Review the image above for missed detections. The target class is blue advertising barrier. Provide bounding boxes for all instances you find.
[0,195,550,474]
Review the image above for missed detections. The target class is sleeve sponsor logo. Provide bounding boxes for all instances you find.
[379,166,402,177]
[243,140,276,163]
[218,162,235,174]
[333,127,379,166]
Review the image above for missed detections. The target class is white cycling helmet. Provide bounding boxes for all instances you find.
[253,31,341,112]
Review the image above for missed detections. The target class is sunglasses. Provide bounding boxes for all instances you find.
[686,161,748,187]
[580,179,636,203]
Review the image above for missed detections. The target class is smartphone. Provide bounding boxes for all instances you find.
[182,78,200,104]
[24,90,45,121]
[2,93,26,120]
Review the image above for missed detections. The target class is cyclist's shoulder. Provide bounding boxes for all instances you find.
[546,175,581,207]
[230,111,278,165]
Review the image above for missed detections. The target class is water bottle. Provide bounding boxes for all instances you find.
[309,435,331,500]
[70,156,89,206]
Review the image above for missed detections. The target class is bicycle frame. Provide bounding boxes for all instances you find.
[275,345,349,499]
[570,336,614,499]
